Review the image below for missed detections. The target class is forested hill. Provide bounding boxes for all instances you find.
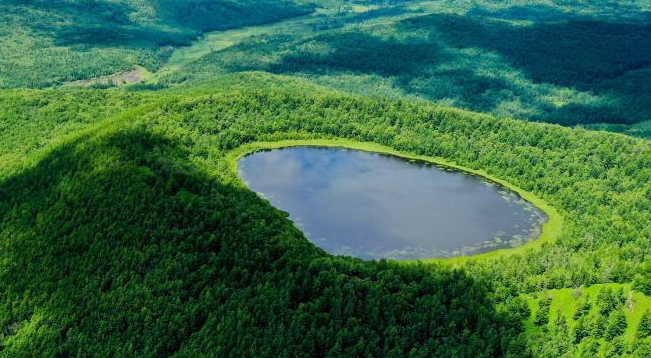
[0,74,651,356]
[0,80,526,357]
[1,0,651,356]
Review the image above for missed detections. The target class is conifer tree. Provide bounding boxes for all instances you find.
[637,310,651,339]
[605,309,628,340]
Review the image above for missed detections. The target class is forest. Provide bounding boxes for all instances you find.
[3,0,650,132]
[0,0,651,357]
[163,9,651,130]
[0,0,312,87]
[0,73,650,356]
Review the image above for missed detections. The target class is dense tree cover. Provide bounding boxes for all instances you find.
[0,90,524,357]
[125,80,651,356]
[459,0,651,20]
[0,89,155,171]
[0,0,650,355]
[0,0,312,87]
[587,120,651,139]
[124,79,651,296]
[2,0,650,131]
[165,11,651,128]
[633,260,651,296]
[1,73,651,356]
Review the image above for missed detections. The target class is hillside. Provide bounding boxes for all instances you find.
[1,0,651,357]
[0,80,523,357]
[160,5,651,129]
[2,0,650,132]
[0,73,650,356]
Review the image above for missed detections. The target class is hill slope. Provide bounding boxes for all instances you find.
[163,10,651,128]
[0,83,522,357]
[2,0,650,132]
[0,74,651,356]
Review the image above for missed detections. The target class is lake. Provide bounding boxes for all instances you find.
[238,146,547,260]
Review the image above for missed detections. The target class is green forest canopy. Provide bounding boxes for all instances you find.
[0,73,651,356]
[0,0,313,88]
[1,0,651,356]
[1,0,650,132]
[163,10,651,129]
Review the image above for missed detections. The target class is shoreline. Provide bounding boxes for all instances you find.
[225,138,564,265]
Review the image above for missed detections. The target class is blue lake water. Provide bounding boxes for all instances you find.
[238,146,547,260]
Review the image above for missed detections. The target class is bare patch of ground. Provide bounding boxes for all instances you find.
[63,66,149,88]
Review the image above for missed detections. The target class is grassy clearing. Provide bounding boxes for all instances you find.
[524,283,651,342]
[225,138,563,264]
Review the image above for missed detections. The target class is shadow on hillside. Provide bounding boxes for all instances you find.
[158,0,313,33]
[7,0,312,49]
[6,0,187,48]
[466,2,651,22]
[409,13,651,124]
[3,0,133,24]
[268,30,449,77]
[55,25,191,47]
[467,4,575,21]
[0,128,524,356]
[256,30,511,114]
[251,13,651,125]
[410,14,651,89]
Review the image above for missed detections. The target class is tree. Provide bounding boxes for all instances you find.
[601,336,625,358]
[637,310,651,339]
[590,312,607,339]
[633,263,651,296]
[574,316,590,343]
[574,294,592,320]
[597,287,619,315]
[605,309,627,340]
[534,296,552,326]
[577,337,600,358]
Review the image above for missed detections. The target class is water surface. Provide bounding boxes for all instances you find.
[238,146,546,260]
